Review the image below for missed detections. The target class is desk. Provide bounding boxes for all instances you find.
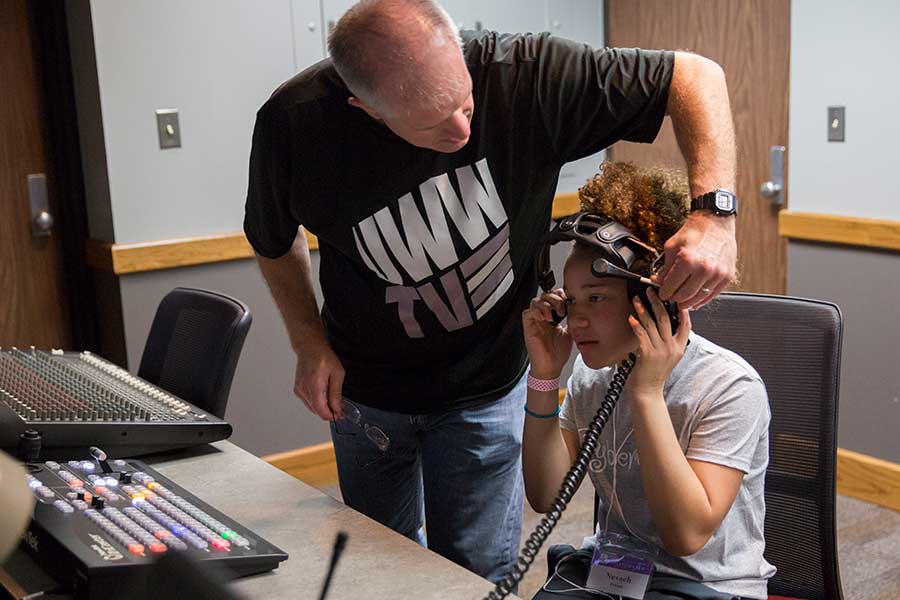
[4,441,515,600]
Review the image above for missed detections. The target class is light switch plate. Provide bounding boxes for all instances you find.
[828,106,845,142]
[155,109,182,149]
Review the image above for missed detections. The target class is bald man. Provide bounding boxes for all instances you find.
[244,0,737,584]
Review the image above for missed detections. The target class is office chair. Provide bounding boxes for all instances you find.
[138,287,252,419]
[589,292,845,600]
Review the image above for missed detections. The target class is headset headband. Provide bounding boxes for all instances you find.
[535,212,661,292]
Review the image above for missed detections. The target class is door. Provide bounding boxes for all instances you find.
[607,0,790,294]
[0,0,72,347]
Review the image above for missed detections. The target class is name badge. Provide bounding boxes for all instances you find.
[586,532,655,599]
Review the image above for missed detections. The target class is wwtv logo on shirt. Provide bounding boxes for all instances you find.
[352,158,513,338]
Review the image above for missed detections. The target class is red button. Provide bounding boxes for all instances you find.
[211,539,230,550]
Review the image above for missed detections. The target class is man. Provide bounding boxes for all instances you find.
[244,0,737,584]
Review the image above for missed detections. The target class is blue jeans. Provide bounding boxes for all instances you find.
[329,375,526,584]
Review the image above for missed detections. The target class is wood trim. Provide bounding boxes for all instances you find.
[262,441,337,489]
[265,442,900,515]
[837,448,900,513]
[779,211,900,252]
[0,567,29,599]
[552,193,580,219]
[85,195,578,275]
[85,230,320,275]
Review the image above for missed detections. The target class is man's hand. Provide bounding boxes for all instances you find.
[294,339,346,421]
[657,213,736,309]
[255,229,348,422]
[663,52,737,309]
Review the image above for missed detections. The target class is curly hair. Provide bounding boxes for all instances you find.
[577,161,689,252]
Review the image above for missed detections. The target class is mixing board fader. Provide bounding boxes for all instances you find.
[0,348,232,456]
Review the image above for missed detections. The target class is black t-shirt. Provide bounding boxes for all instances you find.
[244,31,673,413]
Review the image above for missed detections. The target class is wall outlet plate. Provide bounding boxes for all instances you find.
[828,106,845,142]
[155,109,182,149]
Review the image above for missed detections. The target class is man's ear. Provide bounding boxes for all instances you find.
[347,96,382,121]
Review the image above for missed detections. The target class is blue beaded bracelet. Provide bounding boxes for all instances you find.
[524,403,561,419]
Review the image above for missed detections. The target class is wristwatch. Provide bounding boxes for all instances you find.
[690,189,738,216]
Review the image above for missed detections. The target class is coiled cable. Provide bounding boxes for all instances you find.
[484,353,636,600]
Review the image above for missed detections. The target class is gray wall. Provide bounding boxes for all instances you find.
[788,0,899,219]
[67,0,603,248]
[118,258,328,456]
[787,243,900,462]
[787,0,900,461]
[68,0,308,244]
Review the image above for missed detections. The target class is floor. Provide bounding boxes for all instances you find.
[318,480,900,600]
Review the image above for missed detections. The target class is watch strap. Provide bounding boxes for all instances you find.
[690,189,737,215]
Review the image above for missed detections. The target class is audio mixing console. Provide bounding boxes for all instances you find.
[0,348,232,456]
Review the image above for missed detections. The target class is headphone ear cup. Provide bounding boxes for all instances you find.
[536,244,555,292]
[628,281,680,335]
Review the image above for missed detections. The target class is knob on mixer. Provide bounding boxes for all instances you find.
[17,429,42,463]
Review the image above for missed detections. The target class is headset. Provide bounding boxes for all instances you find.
[535,212,680,332]
[484,213,680,599]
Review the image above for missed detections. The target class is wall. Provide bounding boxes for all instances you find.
[787,0,900,461]
[67,0,606,456]
[65,0,113,242]
[118,259,326,455]
[788,0,899,219]
[787,243,900,462]
[72,0,310,244]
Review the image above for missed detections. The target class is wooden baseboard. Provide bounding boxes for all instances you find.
[836,448,900,512]
[264,442,900,514]
[262,441,337,489]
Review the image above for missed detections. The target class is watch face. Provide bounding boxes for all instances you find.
[715,192,734,212]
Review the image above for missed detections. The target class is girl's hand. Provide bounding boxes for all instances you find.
[626,288,691,398]
[522,289,572,378]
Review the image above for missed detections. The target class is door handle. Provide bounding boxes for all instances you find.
[759,146,785,206]
[27,174,54,237]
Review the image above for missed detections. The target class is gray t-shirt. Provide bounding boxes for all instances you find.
[560,332,775,599]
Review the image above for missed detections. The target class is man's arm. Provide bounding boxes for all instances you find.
[659,51,737,309]
[256,227,345,421]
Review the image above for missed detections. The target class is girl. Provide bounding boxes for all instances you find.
[522,162,774,599]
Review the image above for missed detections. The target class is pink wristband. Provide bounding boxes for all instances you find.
[527,372,559,392]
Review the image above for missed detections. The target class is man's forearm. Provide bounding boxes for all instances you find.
[668,52,736,196]
[256,228,327,354]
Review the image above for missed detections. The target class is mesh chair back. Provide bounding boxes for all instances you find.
[590,292,844,600]
[691,292,844,600]
[138,288,252,419]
